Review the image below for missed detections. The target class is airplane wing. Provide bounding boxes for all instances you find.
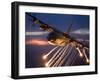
[26,13,61,33]
[69,37,89,50]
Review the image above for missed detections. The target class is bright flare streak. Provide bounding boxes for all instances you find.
[49,46,66,67]
[69,51,76,65]
[43,46,59,60]
[70,50,77,65]
[69,48,78,66]
[64,47,74,66]
[45,46,59,57]
[76,47,83,57]
[84,47,89,51]
[83,48,89,63]
[53,46,68,67]
[60,46,73,66]
[58,47,70,66]
[47,47,64,67]
[52,46,67,67]
[45,62,49,67]
[86,59,89,63]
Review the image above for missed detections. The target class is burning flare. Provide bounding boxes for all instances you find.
[42,55,47,60]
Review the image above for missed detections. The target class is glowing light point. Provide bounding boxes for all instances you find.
[76,47,83,58]
[42,55,47,60]
[79,53,83,57]
[86,59,89,63]
[45,63,49,67]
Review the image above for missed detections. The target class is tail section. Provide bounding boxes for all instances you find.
[65,18,74,34]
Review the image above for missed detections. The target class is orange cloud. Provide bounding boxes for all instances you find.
[26,39,49,46]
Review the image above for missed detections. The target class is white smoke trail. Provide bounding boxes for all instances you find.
[66,51,74,66]
[59,48,74,66]
[45,46,64,67]
[63,46,73,66]
[70,49,77,65]
[83,48,89,63]
[76,47,83,57]
[48,46,66,67]
[84,47,89,51]
[43,46,59,60]
[53,45,69,67]
[58,47,71,66]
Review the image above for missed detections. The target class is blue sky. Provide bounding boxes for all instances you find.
[25,12,89,33]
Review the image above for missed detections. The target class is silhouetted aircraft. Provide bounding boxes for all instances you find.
[26,13,89,50]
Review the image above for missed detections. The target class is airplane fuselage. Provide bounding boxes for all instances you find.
[47,31,89,49]
[47,31,71,46]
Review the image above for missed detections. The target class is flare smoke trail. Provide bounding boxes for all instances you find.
[44,45,89,67]
[53,45,69,67]
[83,48,89,63]
[70,49,78,65]
[69,49,77,66]
[44,44,89,67]
[45,46,64,67]
[76,47,83,57]
[48,46,66,67]
[58,45,73,66]
[64,46,74,66]
[52,46,68,67]
[43,46,59,60]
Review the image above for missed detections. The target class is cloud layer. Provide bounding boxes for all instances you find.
[26,31,48,36]
[26,39,49,46]
[71,28,89,35]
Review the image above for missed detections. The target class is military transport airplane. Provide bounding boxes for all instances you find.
[26,13,89,48]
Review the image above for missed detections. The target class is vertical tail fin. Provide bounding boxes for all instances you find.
[66,18,74,34]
